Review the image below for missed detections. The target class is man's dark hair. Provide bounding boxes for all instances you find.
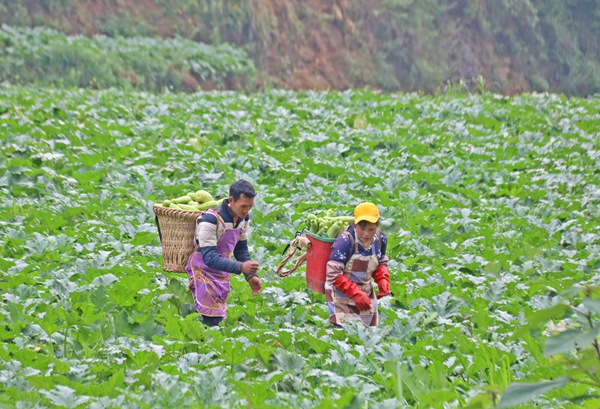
[229,179,256,201]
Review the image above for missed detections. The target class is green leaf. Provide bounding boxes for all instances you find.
[544,327,600,356]
[91,273,119,286]
[463,392,494,409]
[560,285,587,297]
[39,385,90,409]
[498,377,569,408]
[520,304,570,333]
[338,394,362,409]
[220,339,255,367]
[582,297,600,314]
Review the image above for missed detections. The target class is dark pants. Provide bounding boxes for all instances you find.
[202,315,224,327]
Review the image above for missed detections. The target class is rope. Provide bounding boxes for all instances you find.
[276,236,310,277]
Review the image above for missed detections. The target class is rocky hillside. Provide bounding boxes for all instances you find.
[1,0,598,95]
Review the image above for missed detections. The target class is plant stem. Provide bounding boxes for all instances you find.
[585,312,600,361]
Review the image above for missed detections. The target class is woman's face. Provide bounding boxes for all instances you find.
[229,194,254,220]
[355,221,378,244]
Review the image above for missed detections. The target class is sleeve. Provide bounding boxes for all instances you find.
[233,217,251,263]
[194,212,218,248]
[233,239,251,264]
[325,233,353,286]
[195,213,243,274]
[234,239,256,280]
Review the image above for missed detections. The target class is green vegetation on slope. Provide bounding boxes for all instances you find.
[0,25,256,91]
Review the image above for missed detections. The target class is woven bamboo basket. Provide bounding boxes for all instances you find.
[153,204,203,273]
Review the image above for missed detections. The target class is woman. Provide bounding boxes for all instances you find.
[324,202,390,327]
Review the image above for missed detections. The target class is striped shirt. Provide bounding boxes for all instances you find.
[194,199,251,274]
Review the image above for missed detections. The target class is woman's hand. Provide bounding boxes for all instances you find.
[373,265,390,299]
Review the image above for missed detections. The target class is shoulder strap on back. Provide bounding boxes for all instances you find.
[344,229,354,247]
[211,208,227,229]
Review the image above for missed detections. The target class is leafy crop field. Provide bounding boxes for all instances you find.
[1,85,599,408]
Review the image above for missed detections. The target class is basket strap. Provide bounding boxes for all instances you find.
[155,214,162,244]
[276,236,310,277]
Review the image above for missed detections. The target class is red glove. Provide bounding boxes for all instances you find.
[334,275,372,311]
[372,265,390,299]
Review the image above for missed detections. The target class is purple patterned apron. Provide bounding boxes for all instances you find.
[185,209,245,317]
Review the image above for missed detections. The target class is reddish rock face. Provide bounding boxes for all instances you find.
[2,0,595,95]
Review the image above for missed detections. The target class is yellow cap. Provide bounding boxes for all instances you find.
[354,202,380,224]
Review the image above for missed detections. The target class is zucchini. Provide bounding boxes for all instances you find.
[195,190,214,204]
[310,219,320,234]
[178,203,200,211]
[173,195,192,204]
[197,200,218,211]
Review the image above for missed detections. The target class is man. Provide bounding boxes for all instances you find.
[185,179,262,326]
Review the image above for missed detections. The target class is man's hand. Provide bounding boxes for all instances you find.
[247,276,262,295]
[241,260,259,274]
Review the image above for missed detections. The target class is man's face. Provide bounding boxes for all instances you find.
[229,194,254,219]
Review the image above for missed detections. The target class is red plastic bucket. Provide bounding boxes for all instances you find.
[305,232,336,294]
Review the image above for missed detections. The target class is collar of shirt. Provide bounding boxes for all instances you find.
[219,198,247,228]
[347,224,376,251]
